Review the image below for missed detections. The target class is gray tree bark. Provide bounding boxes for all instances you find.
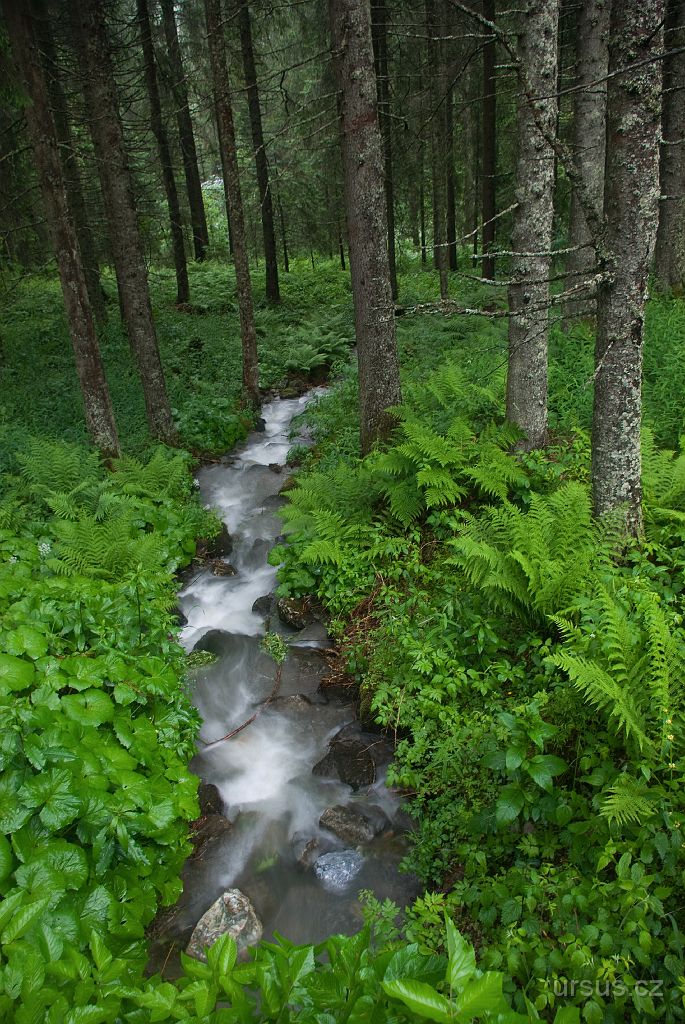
[33,5,106,325]
[329,0,402,454]
[565,0,609,319]
[592,0,665,535]
[426,0,448,299]
[481,0,497,280]
[76,0,176,444]
[371,0,398,300]
[4,0,120,458]
[137,0,189,306]
[654,0,685,292]
[238,0,280,304]
[160,0,210,262]
[505,0,559,450]
[205,0,260,408]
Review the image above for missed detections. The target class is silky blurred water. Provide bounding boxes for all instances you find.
[174,391,419,945]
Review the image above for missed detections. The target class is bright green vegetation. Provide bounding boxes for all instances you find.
[0,260,354,461]
[2,263,685,1021]
[270,276,685,1020]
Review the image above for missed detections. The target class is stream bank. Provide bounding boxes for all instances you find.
[149,391,419,975]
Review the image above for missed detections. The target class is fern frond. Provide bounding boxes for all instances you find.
[550,650,652,753]
[601,775,658,826]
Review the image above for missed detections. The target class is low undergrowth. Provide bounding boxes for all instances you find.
[0,438,218,1019]
[2,264,685,1020]
[271,294,685,1022]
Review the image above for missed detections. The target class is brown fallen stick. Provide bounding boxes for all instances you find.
[200,663,283,748]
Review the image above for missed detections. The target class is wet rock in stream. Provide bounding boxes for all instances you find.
[313,722,393,789]
[251,594,273,618]
[202,522,233,558]
[319,804,389,845]
[186,889,262,961]
[277,596,316,630]
[289,621,332,648]
[277,646,329,697]
[313,850,364,891]
[198,782,223,816]
[211,559,237,576]
[190,815,233,858]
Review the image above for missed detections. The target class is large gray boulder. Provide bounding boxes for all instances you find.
[277,596,315,630]
[319,804,389,845]
[186,889,262,962]
[312,723,393,790]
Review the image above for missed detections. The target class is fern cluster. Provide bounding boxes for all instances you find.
[4,440,218,581]
[550,585,685,759]
[448,482,606,624]
[642,427,685,536]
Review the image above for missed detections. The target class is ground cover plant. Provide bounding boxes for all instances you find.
[269,275,685,1022]
[1,260,684,1021]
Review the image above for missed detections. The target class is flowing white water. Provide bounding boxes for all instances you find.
[172,392,418,946]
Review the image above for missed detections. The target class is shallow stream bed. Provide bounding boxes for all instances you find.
[150,393,419,971]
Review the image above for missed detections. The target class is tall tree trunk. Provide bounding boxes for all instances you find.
[338,219,346,270]
[205,0,259,407]
[505,1,559,449]
[655,0,685,292]
[76,0,176,444]
[371,0,398,300]
[160,0,210,262]
[329,0,402,454]
[137,0,189,306]
[426,0,448,297]
[592,0,665,534]
[237,0,280,304]
[419,147,427,265]
[408,179,420,248]
[4,0,119,457]
[481,0,497,279]
[445,71,457,272]
[34,5,106,324]
[565,0,609,318]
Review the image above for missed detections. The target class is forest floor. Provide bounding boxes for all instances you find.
[2,259,685,1021]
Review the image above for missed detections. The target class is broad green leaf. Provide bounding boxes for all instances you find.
[455,972,505,1019]
[207,933,237,978]
[5,626,49,660]
[89,930,112,971]
[21,770,81,832]
[553,1008,580,1024]
[527,755,567,792]
[0,889,28,931]
[384,945,445,987]
[0,652,35,692]
[0,833,15,883]
[381,979,452,1022]
[445,916,476,991]
[505,746,524,771]
[61,690,114,727]
[0,773,33,833]
[495,783,525,827]
[284,945,315,987]
[1,895,51,943]
[65,1007,111,1024]
[38,921,64,963]
[482,750,506,771]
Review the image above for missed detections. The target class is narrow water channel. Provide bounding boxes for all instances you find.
[163,392,418,956]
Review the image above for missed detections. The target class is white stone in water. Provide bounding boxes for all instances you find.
[186,889,262,961]
[313,850,363,891]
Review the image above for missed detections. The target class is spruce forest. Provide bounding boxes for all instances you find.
[1,0,685,1020]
